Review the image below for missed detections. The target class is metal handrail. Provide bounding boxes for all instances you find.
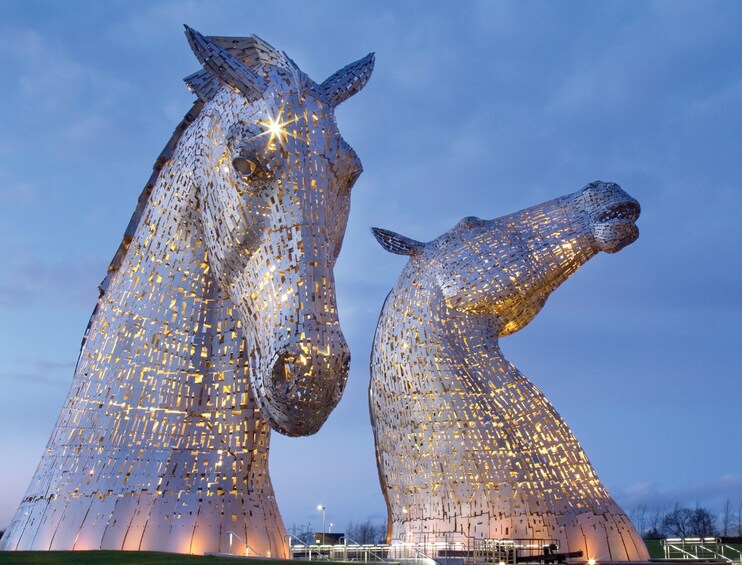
[721,544,742,563]
[286,534,326,561]
[226,529,259,556]
[286,533,310,546]
[385,535,566,565]
[663,537,737,562]
[388,537,436,561]
[340,535,390,562]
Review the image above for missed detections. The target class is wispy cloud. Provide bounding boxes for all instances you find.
[616,475,742,512]
[0,359,74,387]
[0,253,104,310]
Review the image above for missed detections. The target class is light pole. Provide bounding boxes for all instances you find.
[317,505,326,544]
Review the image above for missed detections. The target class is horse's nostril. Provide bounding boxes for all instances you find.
[268,346,348,401]
[260,338,351,435]
[271,352,298,396]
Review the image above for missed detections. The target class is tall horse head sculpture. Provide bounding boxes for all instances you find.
[186,27,372,435]
[370,182,648,561]
[0,28,372,556]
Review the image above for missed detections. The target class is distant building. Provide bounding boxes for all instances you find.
[314,532,345,545]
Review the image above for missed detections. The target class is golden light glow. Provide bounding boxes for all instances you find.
[370,183,647,561]
[3,26,372,560]
[258,108,297,147]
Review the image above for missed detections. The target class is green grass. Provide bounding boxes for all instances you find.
[643,539,663,558]
[643,539,742,560]
[0,551,286,565]
[0,552,351,565]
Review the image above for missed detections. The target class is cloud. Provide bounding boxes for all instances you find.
[615,475,742,512]
[0,253,104,310]
[0,0,740,537]
[7,29,86,110]
[0,359,74,387]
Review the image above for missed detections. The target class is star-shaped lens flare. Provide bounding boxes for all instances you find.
[257,108,296,147]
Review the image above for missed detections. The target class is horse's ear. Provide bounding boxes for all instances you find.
[184,25,267,102]
[371,227,423,256]
[184,69,221,102]
[320,53,375,107]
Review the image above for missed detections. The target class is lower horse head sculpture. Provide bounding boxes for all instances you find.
[370,181,648,561]
[0,28,372,556]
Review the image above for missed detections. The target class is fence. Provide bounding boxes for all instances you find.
[663,537,742,563]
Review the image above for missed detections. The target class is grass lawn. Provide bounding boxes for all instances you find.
[643,539,663,558]
[0,551,207,564]
[644,540,665,559]
[0,551,281,565]
[2,543,740,564]
[643,539,742,560]
[0,552,351,565]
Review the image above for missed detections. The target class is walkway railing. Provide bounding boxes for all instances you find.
[288,534,566,564]
[288,536,392,562]
[391,533,563,565]
[663,537,742,563]
[225,530,259,557]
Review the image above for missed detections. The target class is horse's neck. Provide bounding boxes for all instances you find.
[509,207,598,294]
[383,274,518,391]
[384,272,608,493]
[76,154,222,403]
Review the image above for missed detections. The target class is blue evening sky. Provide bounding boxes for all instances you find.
[0,0,740,534]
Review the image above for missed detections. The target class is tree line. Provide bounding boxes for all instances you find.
[287,519,386,545]
[631,499,742,539]
[290,502,742,546]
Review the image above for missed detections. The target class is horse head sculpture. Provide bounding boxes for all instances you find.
[185,27,372,436]
[373,181,639,334]
[0,28,372,556]
[370,181,647,561]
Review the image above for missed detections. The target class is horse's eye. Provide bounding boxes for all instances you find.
[232,156,259,179]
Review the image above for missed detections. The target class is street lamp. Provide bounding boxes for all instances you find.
[317,504,326,544]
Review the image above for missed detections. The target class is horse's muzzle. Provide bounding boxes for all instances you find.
[258,338,351,436]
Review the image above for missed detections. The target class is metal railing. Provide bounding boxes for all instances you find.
[663,537,742,563]
[721,544,742,563]
[287,532,578,564]
[225,529,260,557]
[288,535,392,562]
[385,535,562,565]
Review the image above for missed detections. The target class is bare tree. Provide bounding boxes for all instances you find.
[662,505,694,538]
[646,505,669,539]
[631,504,648,537]
[721,498,732,537]
[661,504,718,538]
[690,507,718,537]
[346,520,386,544]
[290,522,314,544]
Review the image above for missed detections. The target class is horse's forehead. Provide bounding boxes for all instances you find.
[257,67,326,113]
[431,223,517,274]
[221,83,334,130]
[438,223,496,253]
